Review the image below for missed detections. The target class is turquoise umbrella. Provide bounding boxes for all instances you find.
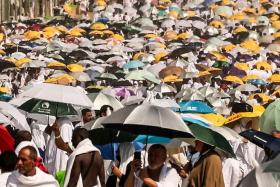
[123,60,145,69]
[178,101,215,114]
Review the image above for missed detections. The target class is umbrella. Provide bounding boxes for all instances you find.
[70,72,91,82]
[0,101,30,131]
[114,87,135,98]
[0,59,16,72]
[181,113,212,127]
[215,6,233,17]
[102,104,194,138]
[199,86,217,97]
[121,95,145,106]
[85,117,137,145]
[240,129,280,158]
[123,60,145,69]
[236,84,259,92]
[19,98,78,117]
[186,124,235,158]
[149,98,180,108]
[153,83,177,93]
[159,66,185,79]
[260,98,280,134]
[88,92,123,111]
[223,75,244,84]
[0,125,15,152]
[20,83,93,107]
[178,101,215,114]
[0,112,13,125]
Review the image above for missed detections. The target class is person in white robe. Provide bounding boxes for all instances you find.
[6,146,59,187]
[45,117,74,175]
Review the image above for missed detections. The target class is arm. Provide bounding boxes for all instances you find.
[52,122,73,154]
[96,152,106,187]
[124,160,141,187]
[67,157,81,187]
[139,168,158,187]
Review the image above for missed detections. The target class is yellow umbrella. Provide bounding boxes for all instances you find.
[248,93,270,103]
[234,62,250,71]
[222,44,236,52]
[198,71,211,77]
[240,39,261,53]
[144,33,157,39]
[271,88,280,96]
[199,113,226,126]
[271,14,279,21]
[164,31,177,41]
[24,31,41,40]
[229,13,245,20]
[133,52,145,60]
[15,58,31,67]
[63,3,76,17]
[0,33,4,42]
[68,28,85,37]
[0,87,11,94]
[67,64,84,72]
[210,20,224,28]
[155,52,168,63]
[272,21,280,29]
[103,30,114,35]
[234,26,248,34]
[87,85,106,90]
[112,34,125,42]
[43,31,58,39]
[0,49,6,55]
[45,74,76,85]
[223,75,244,84]
[56,26,68,33]
[176,32,190,40]
[209,51,228,61]
[186,11,196,17]
[91,23,107,30]
[43,27,59,33]
[90,30,104,36]
[255,61,272,70]
[96,0,107,6]
[253,105,265,116]
[225,111,261,124]
[168,11,179,19]
[162,75,183,83]
[267,74,280,83]
[47,61,66,69]
[244,7,256,14]
[160,0,171,3]
[242,74,261,81]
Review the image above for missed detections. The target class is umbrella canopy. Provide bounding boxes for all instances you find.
[178,101,215,114]
[236,84,259,92]
[102,104,193,138]
[186,124,235,158]
[0,125,15,152]
[20,83,93,107]
[123,60,145,69]
[85,117,137,145]
[240,129,280,158]
[19,98,78,117]
[88,92,123,111]
[260,99,280,134]
[0,101,30,131]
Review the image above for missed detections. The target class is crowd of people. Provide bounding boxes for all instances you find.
[0,0,279,186]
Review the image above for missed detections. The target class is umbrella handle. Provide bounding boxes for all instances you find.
[143,135,149,167]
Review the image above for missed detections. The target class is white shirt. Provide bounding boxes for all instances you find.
[134,164,180,187]
[0,172,11,187]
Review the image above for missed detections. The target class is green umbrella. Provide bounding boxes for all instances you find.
[260,99,280,134]
[85,117,137,145]
[19,98,78,117]
[215,6,233,17]
[212,61,230,68]
[186,124,235,158]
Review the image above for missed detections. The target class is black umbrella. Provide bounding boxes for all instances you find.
[240,129,280,159]
[0,59,16,72]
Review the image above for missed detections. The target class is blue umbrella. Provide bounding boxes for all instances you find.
[181,113,211,127]
[178,101,215,114]
[134,135,171,144]
[95,143,119,160]
[123,60,145,69]
[248,79,266,85]
[97,17,109,23]
[0,94,13,102]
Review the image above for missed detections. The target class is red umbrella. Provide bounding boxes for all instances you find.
[0,125,15,152]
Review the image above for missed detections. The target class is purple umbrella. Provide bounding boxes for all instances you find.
[115,87,135,98]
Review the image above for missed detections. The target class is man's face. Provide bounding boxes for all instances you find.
[148,147,166,170]
[83,112,93,123]
[16,149,35,176]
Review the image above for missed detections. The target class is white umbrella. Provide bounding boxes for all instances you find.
[161,19,176,28]
[150,98,180,108]
[153,83,177,93]
[0,113,13,126]
[20,83,93,107]
[199,86,217,97]
[88,92,123,111]
[106,56,125,63]
[236,84,259,92]
[0,101,30,131]
[146,63,166,77]
[70,72,91,82]
[121,95,145,106]
[102,104,194,138]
